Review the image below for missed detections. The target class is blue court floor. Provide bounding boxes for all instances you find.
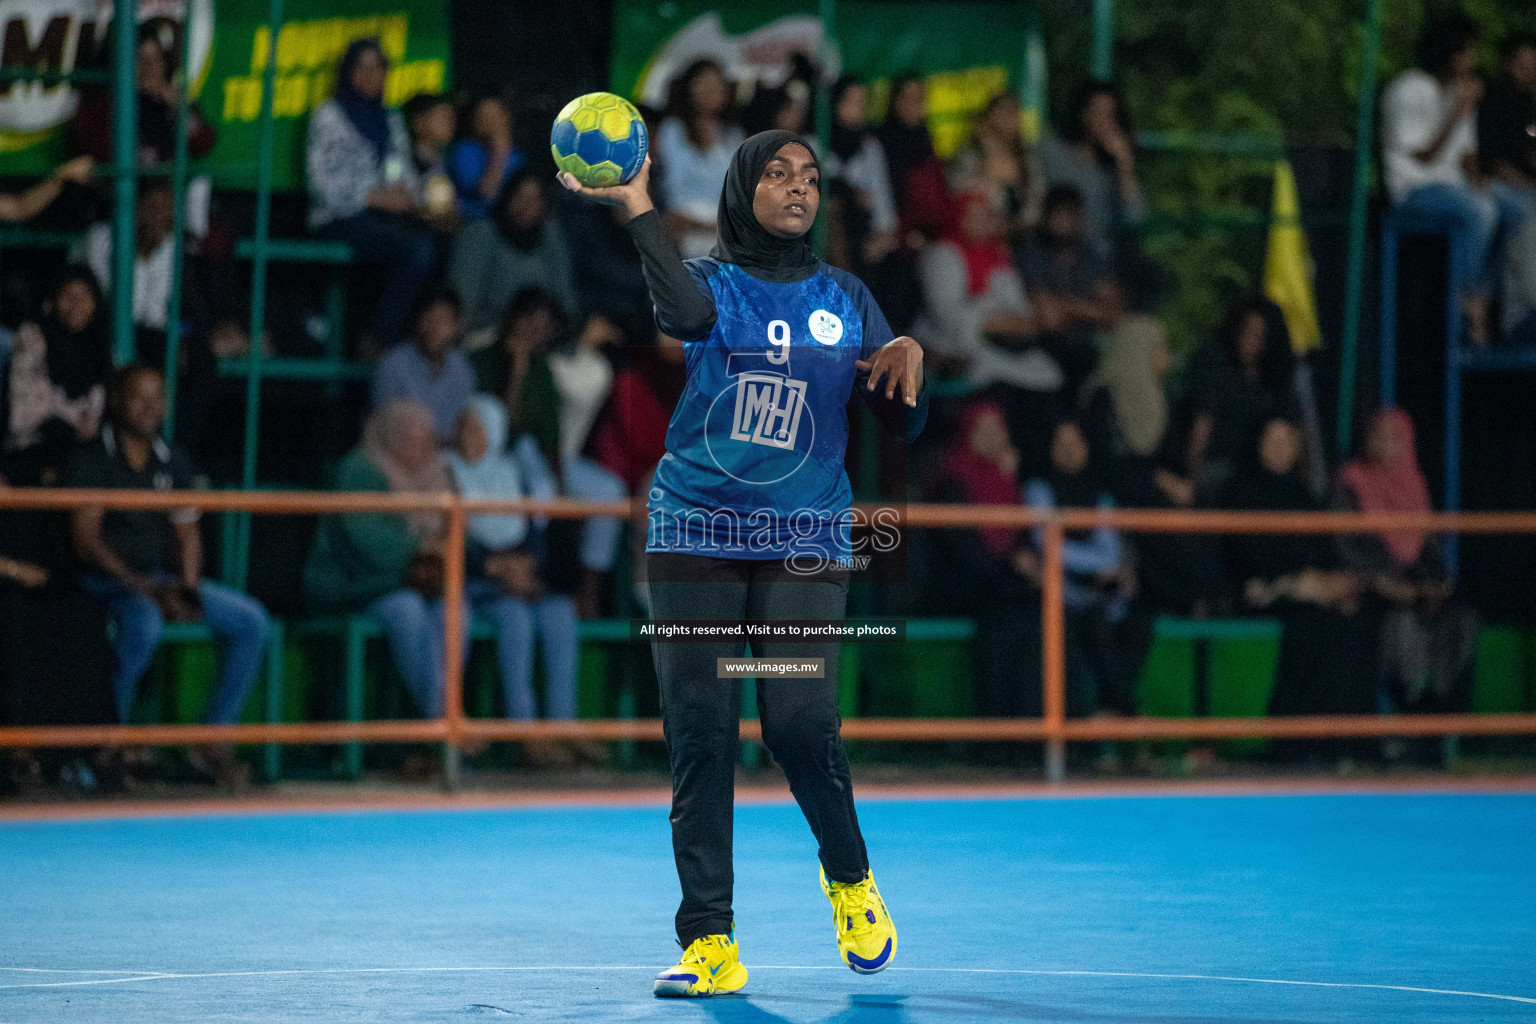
[1,790,1533,1023]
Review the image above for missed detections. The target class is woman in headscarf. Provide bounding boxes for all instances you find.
[1023,419,1147,718]
[304,400,457,718]
[2,267,113,485]
[928,400,1044,720]
[560,129,924,994]
[951,91,1042,236]
[306,37,440,350]
[448,166,579,347]
[1226,418,1373,730]
[445,396,579,744]
[823,77,898,275]
[1335,408,1478,715]
[656,59,744,258]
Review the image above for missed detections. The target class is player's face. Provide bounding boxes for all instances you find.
[752,144,819,239]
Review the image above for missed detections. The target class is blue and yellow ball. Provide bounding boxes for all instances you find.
[550,92,648,188]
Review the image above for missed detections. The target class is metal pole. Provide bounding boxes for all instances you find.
[1091,0,1114,80]
[1336,0,1383,457]
[812,0,836,256]
[1042,520,1066,783]
[442,503,467,791]
[162,0,195,442]
[110,0,138,366]
[235,0,283,587]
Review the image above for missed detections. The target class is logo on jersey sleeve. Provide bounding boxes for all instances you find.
[808,309,843,345]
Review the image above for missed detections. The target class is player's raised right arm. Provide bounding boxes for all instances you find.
[559,156,716,341]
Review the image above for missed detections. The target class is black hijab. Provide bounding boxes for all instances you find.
[829,76,868,162]
[492,166,545,252]
[878,72,935,195]
[711,129,820,283]
[334,38,390,162]
[41,266,112,401]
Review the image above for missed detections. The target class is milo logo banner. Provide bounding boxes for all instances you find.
[0,0,448,188]
[610,0,1039,158]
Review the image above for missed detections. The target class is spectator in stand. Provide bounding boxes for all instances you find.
[304,400,457,718]
[1335,408,1479,715]
[1177,296,1311,505]
[824,76,898,276]
[1,267,112,486]
[1477,32,1536,191]
[1038,81,1146,260]
[740,77,811,138]
[591,331,686,613]
[1015,183,1148,392]
[1382,14,1524,345]
[928,400,1043,720]
[1226,417,1372,724]
[657,59,744,257]
[448,167,578,349]
[403,93,459,229]
[447,94,524,221]
[913,191,1062,464]
[472,288,625,616]
[67,365,270,787]
[1024,419,1147,718]
[445,396,580,742]
[877,72,954,246]
[952,92,1041,237]
[372,288,475,443]
[72,23,216,236]
[550,179,651,334]
[307,37,439,352]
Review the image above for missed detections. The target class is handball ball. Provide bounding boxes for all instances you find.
[550,92,648,188]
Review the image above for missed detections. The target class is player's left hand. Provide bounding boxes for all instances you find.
[856,336,924,407]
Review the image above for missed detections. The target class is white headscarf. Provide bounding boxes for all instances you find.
[443,394,529,551]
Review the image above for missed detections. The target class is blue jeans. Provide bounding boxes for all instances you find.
[319,210,443,347]
[511,434,625,572]
[366,588,472,718]
[1395,181,1526,296]
[80,575,271,725]
[468,579,579,720]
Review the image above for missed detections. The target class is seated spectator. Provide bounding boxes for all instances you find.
[914,191,1062,463]
[72,23,216,235]
[1477,32,1536,191]
[1177,296,1310,505]
[877,72,954,247]
[1038,81,1146,259]
[307,38,439,351]
[1382,15,1525,344]
[448,167,578,348]
[657,59,744,257]
[591,330,686,612]
[1015,183,1147,391]
[952,91,1041,237]
[372,288,475,443]
[1024,419,1147,717]
[67,365,270,786]
[1,267,112,485]
[403,92,459,229]
[928,400,1043,719]
[304,400,457,716]
[740,76,811,137]
[1335,409,1479,713]
[447,94,524,221]
[825,76,898,275]
[445,396,579,731]
[472,289,625,616]
[1226,417,1372,722]
[550,182,651,334]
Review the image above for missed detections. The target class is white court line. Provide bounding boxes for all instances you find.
[0,968,161,975]
[1,965,1532,1005]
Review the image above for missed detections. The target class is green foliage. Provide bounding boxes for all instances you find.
[1039,0,1536,352]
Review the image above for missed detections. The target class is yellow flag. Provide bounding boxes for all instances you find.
[1264,160,1322,354]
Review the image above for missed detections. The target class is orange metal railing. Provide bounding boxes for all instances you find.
[2,488,1536,783]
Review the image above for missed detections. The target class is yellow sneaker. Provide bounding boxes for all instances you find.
[821,867,897,973]
[652,930,749,998]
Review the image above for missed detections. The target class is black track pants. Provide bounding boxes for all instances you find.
[647,552,870,946]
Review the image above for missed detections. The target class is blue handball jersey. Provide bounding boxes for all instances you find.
[647,260,922,562]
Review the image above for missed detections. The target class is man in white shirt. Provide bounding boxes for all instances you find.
[1382,14,1526,344]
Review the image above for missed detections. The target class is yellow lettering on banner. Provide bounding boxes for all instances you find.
[925,65,1009,159]
[250,27,268,74]
[222,76,262,122]
[231,14,431,122]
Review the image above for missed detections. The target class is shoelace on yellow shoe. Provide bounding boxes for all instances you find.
[828,879,878,941]
[679,936,715,966]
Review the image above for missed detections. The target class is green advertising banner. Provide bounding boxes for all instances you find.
[0,0,449,189]
[609,0,1039,158]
